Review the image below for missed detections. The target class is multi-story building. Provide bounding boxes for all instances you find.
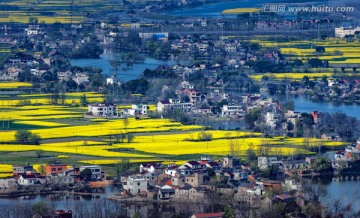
[124,175,148,195]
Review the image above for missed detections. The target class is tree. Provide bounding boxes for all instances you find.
[313,156,333,173]
[32,202,50,217]
[315,46,325,53]
[66,79,78,91]
[38,164,46,175]
[282,101,294,112]
[123,118,129,132]
[197,131,213,141]
[246,149,257,163]
[29,133,41,145]
[115,158,131,177]
[80,94,87,106]
[293,59,303,67]
[15,130,31,144]
[126,133,134,143]
[308,58,323,68]
[80,168,92,181]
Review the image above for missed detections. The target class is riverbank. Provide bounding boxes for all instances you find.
[0,189,105,198]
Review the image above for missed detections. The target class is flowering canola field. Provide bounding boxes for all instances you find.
[0,102,346,166]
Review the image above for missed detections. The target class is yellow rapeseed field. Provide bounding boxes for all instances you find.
[222,8,260,14]
[0,82,32,89]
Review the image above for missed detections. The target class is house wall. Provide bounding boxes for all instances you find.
[125,179,148,195]
[46,165,67,175]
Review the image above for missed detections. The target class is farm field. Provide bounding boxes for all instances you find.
[221,8,260,14]
[0,103,344,171]
[247,37,360,80]
[0,83,347,176]
[0,0,124,23]
[0,91,103,106]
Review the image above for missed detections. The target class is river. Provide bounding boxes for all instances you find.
[70,53,179,82]
[163,0,276,17]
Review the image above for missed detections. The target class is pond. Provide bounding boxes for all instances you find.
[70,53,180,82]
[277,94,360,120]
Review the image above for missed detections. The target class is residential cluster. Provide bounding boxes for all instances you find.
[0,162,105,189]
[119,154,307,213]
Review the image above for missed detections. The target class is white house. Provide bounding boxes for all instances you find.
[0,178,17,188]
[258,156,278,170]
[128,104,148,116]
[164,166,178,176]
[335,27,360,38]
[131,23,141,28]
[266,111,282,128]
[156,99,193,113]
[124,175,148,195]
[284,179,302,191]
[221,105,244,117]
[74,73,89,85]
[18,175,38,186]
[139,163,157,173]
[87,104,117,117]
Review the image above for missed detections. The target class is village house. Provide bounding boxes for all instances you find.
[79,165,103,180]
[74,72,89,85]
[284,179,302,191]
[17,174,41,186]
[258,156,278,170]
[46,163,68,176]
[157,184,175,200]
[87,103,117,118]
[311,111,324,124]
[235,183,263,205]
[156,99,193,113]
[321,133,342,141]
[184,172,204,187]
[124,175,148,195]
[205,162,222,173]
[335,26,360,38]
[164,165,178,176]
[120,104,148,117]
[0,178,17,189]
[222,154,240,168]
[175,183,192,199]
[57,71,72,82]
[221,105,245,117]
[177,89,204,103]
[266,110,282,128]
[139,163,161,174]
[13,165,36,176]
[49,175,75,185]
